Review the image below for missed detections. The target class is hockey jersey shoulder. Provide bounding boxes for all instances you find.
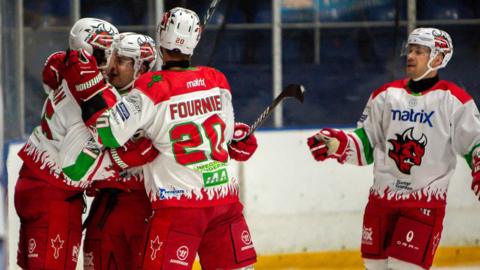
[434,80,472,104]
[133,71,170,104]
[371,79,407,100]
[197,66,231,93]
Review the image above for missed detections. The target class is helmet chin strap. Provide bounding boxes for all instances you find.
[117,69,139,93]
[412,52,440,81]
[118,80,135,92]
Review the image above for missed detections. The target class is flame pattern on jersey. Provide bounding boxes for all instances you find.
[18,79,121,190]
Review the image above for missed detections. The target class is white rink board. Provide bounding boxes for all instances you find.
[242,129,480,254]
[5,129,480,268]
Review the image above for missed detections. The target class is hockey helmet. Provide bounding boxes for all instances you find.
[156,7,201,56]
[407,28,453,69]
[69,18,119,69]
[113,32,157,78]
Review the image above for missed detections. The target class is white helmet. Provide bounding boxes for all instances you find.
[69,18,119,69]
[112,32,157,91]
[114,32,157,77]
[406,27,453,80]
[157,7,201,56]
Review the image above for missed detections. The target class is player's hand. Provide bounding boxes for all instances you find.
[228,122,258,161]
[307,128,348,163]
[62,49,110,102]
[471,149,480,200]
[42,51,67,92]
[108,137,159,171]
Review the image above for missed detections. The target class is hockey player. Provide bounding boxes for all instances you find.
[14,19,158,270]
[307,28,480,270]
[82,32,158,270]
[61,7,258,269]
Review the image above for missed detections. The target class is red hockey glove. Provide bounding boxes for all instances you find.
[62,49,111,102]
[471,149,480,200]
[307,128,348,163]
[62,49,118,125]
[228,122,258,161]
[108,137,159,171]
[42,51,67,92]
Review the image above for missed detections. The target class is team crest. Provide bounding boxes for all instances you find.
[137,36,156,63]
[388,127,427,174]
[85,23,116,49]
[432,29,451,52]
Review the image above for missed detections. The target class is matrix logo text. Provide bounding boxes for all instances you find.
[391,109,435,127]
[186,78,206,88]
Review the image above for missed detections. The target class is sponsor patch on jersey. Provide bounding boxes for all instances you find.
[203,168,229,187]
[359,113,368,123]
[391,108,435,127]
[395,179,413,190]
[159,188,185,200]
[124,94,142,113]
[186,78,206,88]
[115,102,130,121]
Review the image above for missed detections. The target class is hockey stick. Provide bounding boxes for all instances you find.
[233,84,305,141]
[248,84,305,135]
[202,0,222,26]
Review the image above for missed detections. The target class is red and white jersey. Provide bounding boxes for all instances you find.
[344,79,480,207]
[18,81,117,191]
[92,67,237,207]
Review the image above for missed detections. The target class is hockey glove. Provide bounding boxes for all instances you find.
[228,122,258,162]
[307,128,348,163]
[108,137,159,171]
[62,49,112,102]
[471,148,480,200]
[62,49,118,125]
[42,51,67,93]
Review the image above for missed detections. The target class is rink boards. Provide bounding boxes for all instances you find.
[4,129,480,269]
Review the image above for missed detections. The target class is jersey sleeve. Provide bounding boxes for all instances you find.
[453,99,480,167]
[94,89,156,148]
[93,73,163,148]
[60,122,103,182]
[343,88,385,166]
[213,69,234,141]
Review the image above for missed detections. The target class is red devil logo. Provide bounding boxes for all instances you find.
[432,29,451,52]
[137,36,155,62]
[86,23,116,50]
[388,127,427,174]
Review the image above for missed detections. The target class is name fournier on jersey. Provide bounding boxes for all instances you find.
[169,94,222,120]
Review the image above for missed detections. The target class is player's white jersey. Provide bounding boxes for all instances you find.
[18,80,116,190]
[344,79,480,207]
[91,66,238,207]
